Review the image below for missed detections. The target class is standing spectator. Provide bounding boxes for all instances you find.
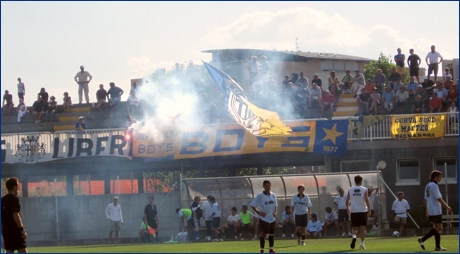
[127,90,140,116]
[267,76,278,91]
[16,99,27,123]
[105,196,124,244]
[144,196,160,243]
[96,84,108,111]
[291,184,311,245]
[171,63,184,80]
[373,69,386,94]
[328,71,339,95]
[296,72,309,89]
[191,196,203,242]
[244,56,261,85]
[429,93,442,113]
[334,188,351,237]
[239,205,254,240]
[281,206,295,238]
[74,65,92,104]
[312,73,322,89]
[357,88,370,113]
[446,87,458,107]
[185,60,199,83]
[364,79,375,95]
[63,92,72,113]
[75,116,87,132]
[17,78,25,101]
[251,180,277,254]
[284,82,296,101]
[282,75,292,89]
[388,67,402,91]
[422,76,436,98]
[425,45,443,83]
[259,55,270,83]
[346,175,371,250]
[447,102,458,128]
[2,90,14,116]
[221,207,240,240]
[202,195,214,242]
[107,82,124,109]
[367,188,379,231]
[305,214,322,239]
[176,208,194,242]
[369,88,381,115]
[407,49,421,83]
[210,196,222,241]
[394,86,409,112]
[308,82,322,109]
[414,85,428,106]
[394,48,406,82]
[418,170,452,251]
[443,67,452,82]
[45,96,57,122]
[321,90,335,117]
[382,86,395,113]
[1,177,28,253]
[340,70,353,94]
[130,81,140,98]
[411,95,426,113]
[31,95,45,123]
[324,207,339,236]
[391,191,410,236]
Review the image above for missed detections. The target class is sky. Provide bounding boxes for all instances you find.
[1,1,459,106]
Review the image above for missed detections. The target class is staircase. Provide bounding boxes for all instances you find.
[333,93,358,117]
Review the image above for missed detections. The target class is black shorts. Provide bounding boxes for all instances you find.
[212,217,221,229]
[295,214,309,227]
[148,220,158,229]
[428,63,439,75]
[338,209,349,222]
[409,67,419,77]
[187,218,195,229]
[370,209,375,216]
[429,215,442,224]
[259,220,276,235]
[351,212,368,227]
[2,227,26,251]
[226,223,236,229]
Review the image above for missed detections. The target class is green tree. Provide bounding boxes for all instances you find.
[364,52,410,85]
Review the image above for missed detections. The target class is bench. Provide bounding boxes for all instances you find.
[442,214,459,227]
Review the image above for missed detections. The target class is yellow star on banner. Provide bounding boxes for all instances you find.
[322,123,344,145]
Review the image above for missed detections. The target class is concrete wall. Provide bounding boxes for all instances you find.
[19,192,181,245]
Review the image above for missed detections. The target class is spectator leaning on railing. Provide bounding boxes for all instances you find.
[75,116,87,132]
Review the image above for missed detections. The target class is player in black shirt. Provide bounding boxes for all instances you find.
[144,196,160,243]
[1,177,27,252]
[191,196,203,241]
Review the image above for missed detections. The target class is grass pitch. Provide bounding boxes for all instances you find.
[28,235,459,253]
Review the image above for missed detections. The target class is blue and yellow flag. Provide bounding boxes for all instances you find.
[313,120,348,156]
[203,61,292,137]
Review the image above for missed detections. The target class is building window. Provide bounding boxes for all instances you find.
[321,60,334,71]
[396,159,420,186]
[340,160,370,172]
[434,157,457,184]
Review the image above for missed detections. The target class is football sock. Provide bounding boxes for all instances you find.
[434,232,441,248]
[194,231,199,239]
[268,235,274,248]
[422,228,437,242]
[297,231,301,238]
[260,237,265,249]
[301,233,305,240]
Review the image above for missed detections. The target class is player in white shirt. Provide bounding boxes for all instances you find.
[291,184,312,246]
[323,207,339,236]
[201,195,214,241]
[281,206,295,238]
[251,180,278,253]
[346,175,371,250]
[367,187,379,231]
[418,170,452,251]
[306,213,322,239]
[221,207,241,239]
[334,188,351,236]
[210,196,222,241]
[391,191,410,236]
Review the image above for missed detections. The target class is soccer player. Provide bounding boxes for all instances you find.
[418,170,452,251]
[324,207,339,236]
[306,213,322,239]
[251,180,278,253]
[210,196,222,241]
[202,195,214,241]
[191,196,203,242]
[1,177,28,253]
[239,205,254,239]
[334,188,351,236]
[392,191,410,236]
[176,208,194,242]
[291,184,312,246]
[221,207,240,239]
[367,187,379,231]
[346,175,371,250]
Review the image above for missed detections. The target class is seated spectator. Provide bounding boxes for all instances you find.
[447,102,458,128]
[382,86,395,113]
[321,90,334,117]
[75,116,87,132]
[443,67,452,82]
[63,92,72,113]
[429,93,442,113]
[369,87,381,115]
[308,82,322,108]
[392,77,403,93]
[357,88,370,113]
[351,80,365,98]
[411,95,426,113]
[293,83,308,111]
[446,87,458,107]
[306,213,322,239]
[108,82,124,108]
[139,217,153,243]
[421,76,435,97]
[38,87,49,109]
[17,99,27,123]
[284,82,296,101]
[328,71,339,95]
[444,76,456,90]
[340,70,353,94]
[373,69,386,94]
[387,67,401,90]
[406,77,419,101]
[282,205,295,238]
[96,84,108,111]
[323,207,339,236]
[45,96,57,122]
[2,90,14,116]
[221,207,240,239]
[312,73,322,89]
[282,75,293,89]
[364,79,375,95]
[414,85,428,106]
[434,83,448,102]
[127,90,140,116]
[31,95,45,123]
[296,72,309,89]
[394,86,409,111]
[239,205,254,240]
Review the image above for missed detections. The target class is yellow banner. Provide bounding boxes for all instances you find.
[391,115,446,139]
